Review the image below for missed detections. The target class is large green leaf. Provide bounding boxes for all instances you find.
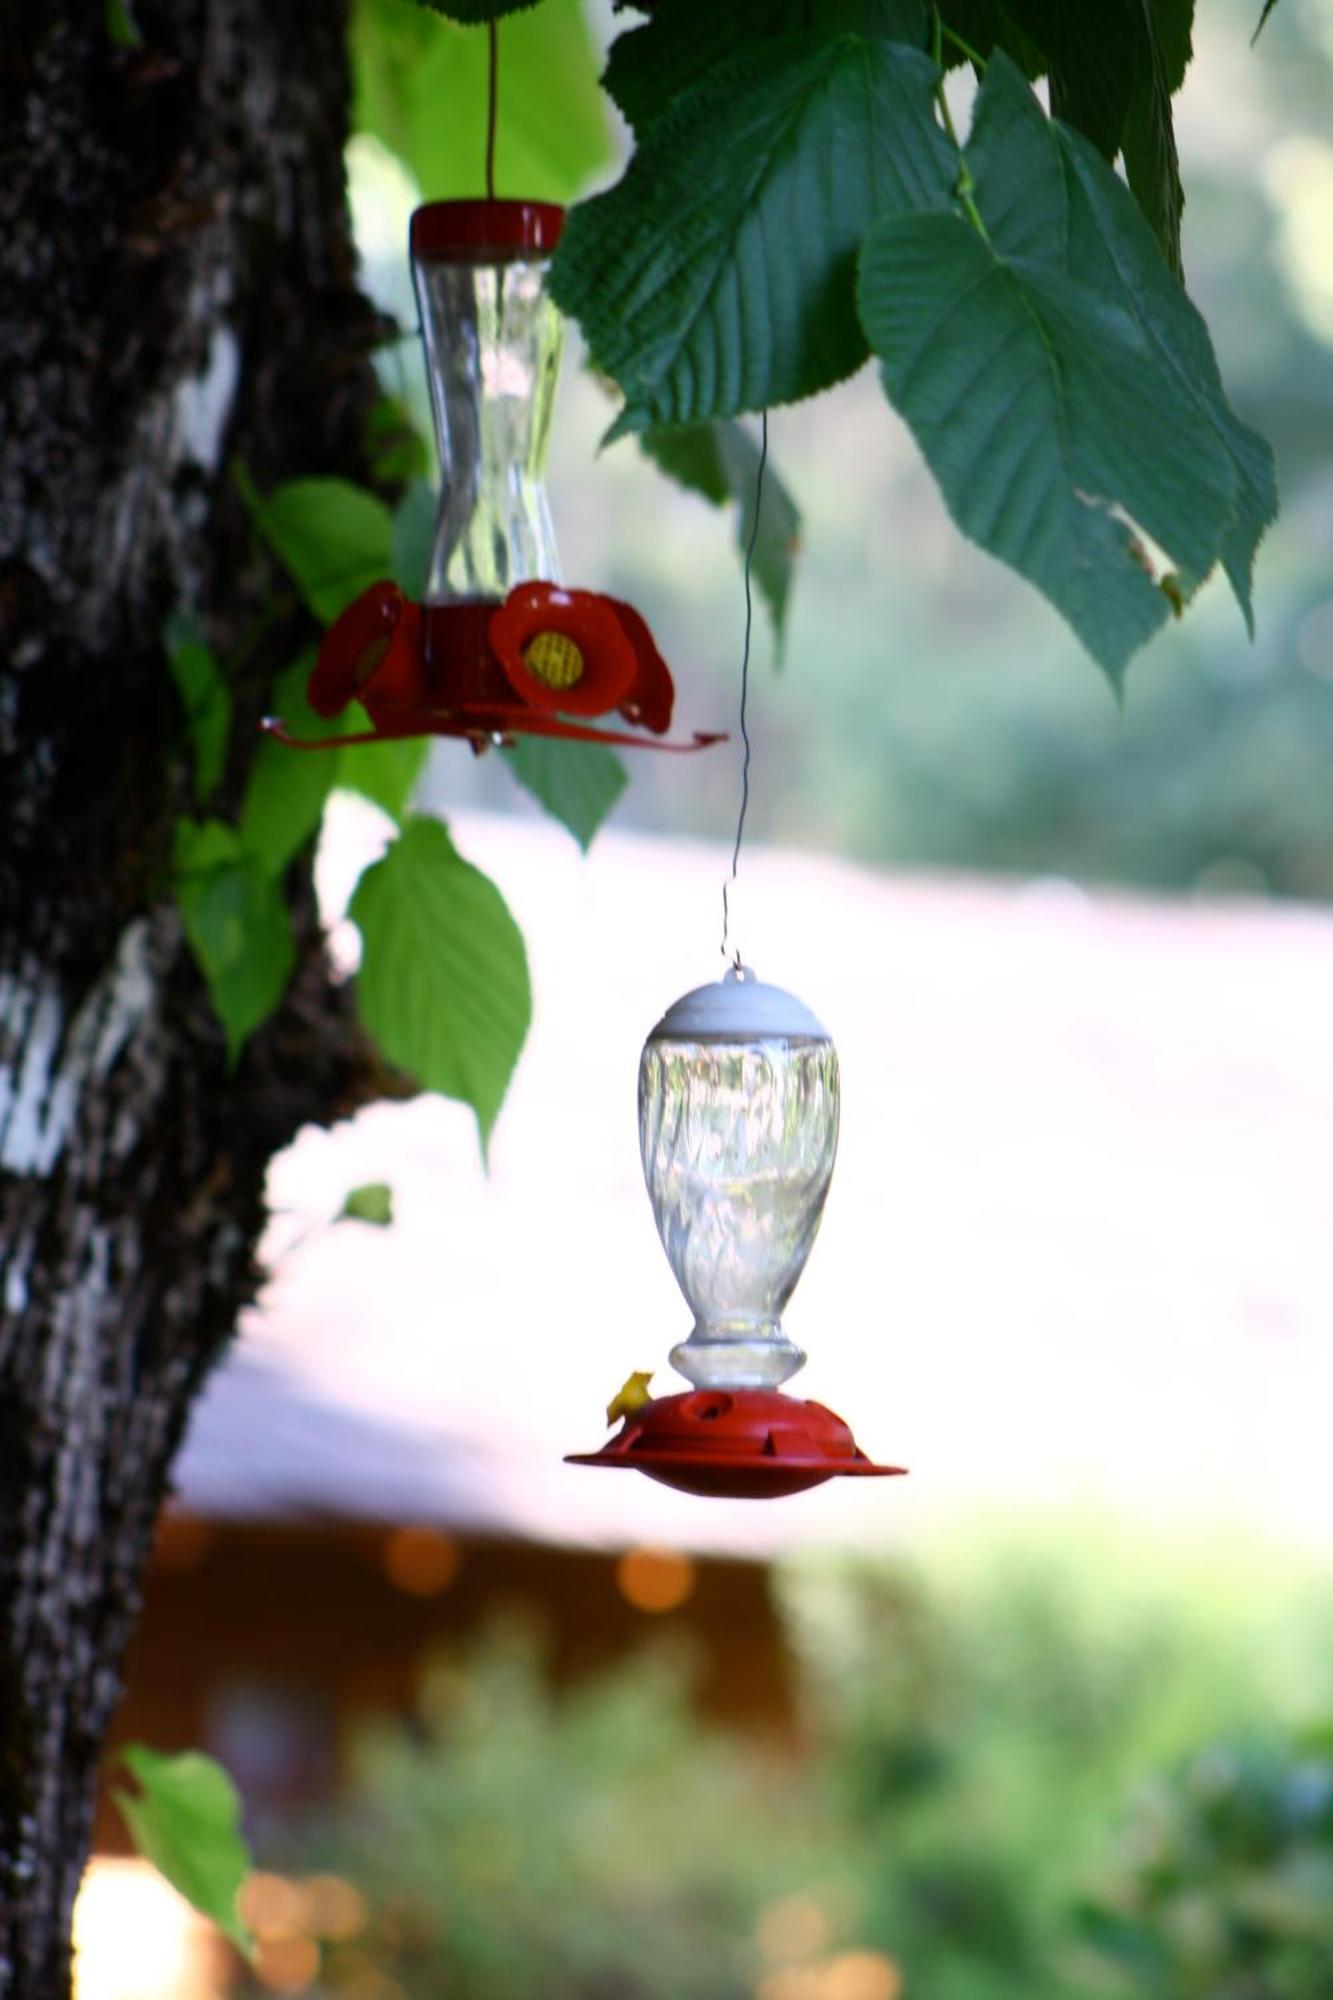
[353,0,611,204]
[603,0,928,133]
[508,736,627,850]
[639,421,803,658]
[551,35,956,437]
[939,1,1194,271]
[857,54,1275,682]
[113,1745,252,1954]
[247,477,394,625]
[350,815,530,1153]
[163,610,230,801]
[173,820,296,1062]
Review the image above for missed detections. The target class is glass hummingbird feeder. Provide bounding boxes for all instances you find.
[265,198,723,757]
[568,968,905,1499]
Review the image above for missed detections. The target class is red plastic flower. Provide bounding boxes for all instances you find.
[307,582,424,722]
[489,583,674,731]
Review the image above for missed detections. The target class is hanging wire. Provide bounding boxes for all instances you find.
[720,411,769,969]
[486,19,499,200]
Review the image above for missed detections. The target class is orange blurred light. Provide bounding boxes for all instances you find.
[382,1527,460,1596]
[822,1951,902,2000]
[614,1545,695,1613]
[303,1873,368,1941]
[253,1934,320,1994]
[239,1873,308,1940]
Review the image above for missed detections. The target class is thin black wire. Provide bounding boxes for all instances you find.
[486,20,498,200]
[721,411,769,968]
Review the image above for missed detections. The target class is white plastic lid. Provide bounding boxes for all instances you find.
[645,967,832,1043]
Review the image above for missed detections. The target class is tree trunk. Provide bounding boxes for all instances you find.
[0,5,383,1992]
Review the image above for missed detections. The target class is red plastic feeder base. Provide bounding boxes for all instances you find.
[565,1387,906,1500]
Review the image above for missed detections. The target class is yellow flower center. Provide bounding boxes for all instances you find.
[522,629,585,690]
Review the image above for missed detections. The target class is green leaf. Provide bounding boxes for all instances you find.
[350,816,530,1153]
[105,0,142,46]
[416,0,538,22]
[365,393,431,487]
[338,1180,395,1225]
[243,659,427,873]
[940,2,1194,270]
[242,657,338,876]
[1008,0,1193,274]
[603,0,928,133]
[334,727,429,824]
[551,35,956,437]
[164,610,230,801]
[857,53,1276,683]
[639,421,803,658]
[390,479,437,599]
[174,819,296,1061]
[1253,0,1281,40]
[246,476,394,625]
[1120,3,1190,277]
[508,736,627,851]
[353,0,611,204]
[113,1745,252,1954]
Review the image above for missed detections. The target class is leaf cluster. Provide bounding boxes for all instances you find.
[549,0,1277,683]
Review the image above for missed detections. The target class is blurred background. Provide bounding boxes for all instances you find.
[82,0,1333,1995]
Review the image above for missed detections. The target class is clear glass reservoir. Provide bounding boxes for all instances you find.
[410,201,565,606]
[638,970,840,1390]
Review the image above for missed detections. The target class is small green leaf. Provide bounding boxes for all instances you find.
[335,729,429,824]
[551,35,956,436]
[857,53,1276,681]
[354,0,611,205]
[350,816,530,1154]
[246,476,394,625]
[508,736,627,851]
[338,1181,395,1226]
[640,422,803,658]
[241,656,338,877]
[105,0,143,46]
[365,394,431,488]
[164,611,230,801]
[174,819,296,1061]
[113,1745,252,1954]
[1253,0,1281,40]
[390,479,437,598]
[242,658,427,872]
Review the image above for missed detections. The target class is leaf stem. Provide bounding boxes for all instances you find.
[931,7,989,242]
[941,22,987,71]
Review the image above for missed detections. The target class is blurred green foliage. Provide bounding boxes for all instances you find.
[276,1627,827,1999]
[243,1537,1333,2000]
[1074,1736,1333,1998]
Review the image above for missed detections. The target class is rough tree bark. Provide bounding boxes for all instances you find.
[0,5,384,1992]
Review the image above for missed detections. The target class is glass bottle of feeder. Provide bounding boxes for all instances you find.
[412,199,565,709]
[568,969,905,1499]
[265,201,721,753]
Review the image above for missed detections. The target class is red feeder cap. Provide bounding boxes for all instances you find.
[566,1388,906,1501]
[410,199,565,264]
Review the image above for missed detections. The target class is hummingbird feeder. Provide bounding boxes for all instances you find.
[568,968,905,1499]
[265,198,723,758]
